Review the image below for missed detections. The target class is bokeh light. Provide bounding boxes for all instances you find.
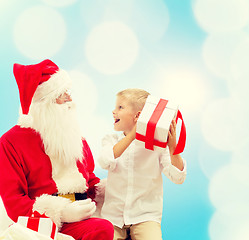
[201,97,249,151]
[202,32,248,79]
[198,143,230,179]
[85,21,139,75]
[80,0,133,28]
[80,115,113,165]
[231,139,249,165]
[209,163,249,209]
[229,37,249,102]
[41,0,77,7]
[193,0,249,34]
[128,0,169,42]
[69,70,98,115]
[13,5,66,60]
[209,205,249,240]
[69,70,113,162]
[152,65,210,114]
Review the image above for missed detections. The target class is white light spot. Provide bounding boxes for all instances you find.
[80,0,169,43]
[193,0,249,33]
[229,37,249,102]
[80,0,133,28]
[0,0,14,9]
[13,6,66,60]
[69,70,98,115]
[198,143,229,179]
[68,71,114,162]
[201,98,249,151]
[129,0,169,42]
[80,115,113,164]
[41,0,77,7]
[202,32,247,79]
[232,139,249,165]
[235,223,249,240]
[209,163,249,209]
[209,205,249,240]
[85,21,139,75]
[152,66,210,114]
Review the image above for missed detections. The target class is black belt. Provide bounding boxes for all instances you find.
[52,192,87,201]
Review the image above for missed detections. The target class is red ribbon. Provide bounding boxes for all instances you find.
[173,110,186,155]
[136,99,186,155]
[50,223,57,239]
[136,133,168,148]
[27,216,39,232]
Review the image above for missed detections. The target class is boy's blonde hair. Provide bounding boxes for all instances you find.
[117,88,150,112]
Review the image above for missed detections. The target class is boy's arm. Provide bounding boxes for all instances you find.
[159,119,186,184]
[113,126,136,158]
[160,150,187,184]
[170,154,184,171]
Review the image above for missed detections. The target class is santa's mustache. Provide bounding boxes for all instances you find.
[62,101,76,110]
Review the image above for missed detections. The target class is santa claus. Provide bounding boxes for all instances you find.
[0,59,114,240]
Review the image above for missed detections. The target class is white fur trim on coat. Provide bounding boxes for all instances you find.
[50,159,88,195]
[33,194,71,230]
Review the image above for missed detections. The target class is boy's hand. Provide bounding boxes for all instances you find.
[167,119,184,171]
[167,119,177,155]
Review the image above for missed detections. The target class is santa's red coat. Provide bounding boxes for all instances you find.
[0,125,99,223]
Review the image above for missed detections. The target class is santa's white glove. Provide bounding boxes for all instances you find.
[61,198,96,223]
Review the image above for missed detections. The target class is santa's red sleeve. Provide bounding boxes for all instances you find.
[0,138,34,221]
[82,139,106,216]
[82,140,100,199]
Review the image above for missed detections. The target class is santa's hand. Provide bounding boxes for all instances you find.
[61,198,96,223]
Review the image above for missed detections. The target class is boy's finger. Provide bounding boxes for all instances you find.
[173,120,176,127]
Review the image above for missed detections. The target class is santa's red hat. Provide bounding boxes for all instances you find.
[13,59,71,116]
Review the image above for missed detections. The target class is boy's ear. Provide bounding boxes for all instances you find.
[134,111,141,122]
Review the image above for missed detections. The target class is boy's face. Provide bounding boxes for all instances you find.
[113,96,137,135]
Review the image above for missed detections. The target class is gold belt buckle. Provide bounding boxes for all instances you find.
[58,193,75,202]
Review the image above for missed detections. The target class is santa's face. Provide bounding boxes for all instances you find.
[56,91,72,104]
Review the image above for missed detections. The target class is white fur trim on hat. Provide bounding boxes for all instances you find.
[33,69,72,102]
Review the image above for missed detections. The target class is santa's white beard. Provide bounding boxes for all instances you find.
[28,101,83,166]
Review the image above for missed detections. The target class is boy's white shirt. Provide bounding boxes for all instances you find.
[98,133,187,228]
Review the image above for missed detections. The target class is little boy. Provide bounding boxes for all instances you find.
[98,88,187,240]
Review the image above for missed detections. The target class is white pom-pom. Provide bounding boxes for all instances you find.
[17,114,33,128]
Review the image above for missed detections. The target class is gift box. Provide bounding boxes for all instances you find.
[17,211,58,239]
[135,95,186,154]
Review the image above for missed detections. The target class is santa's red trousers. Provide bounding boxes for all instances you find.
[60,218,114,240]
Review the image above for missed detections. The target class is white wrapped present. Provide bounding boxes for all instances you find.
[17,212,58,240]
[135,95,186,154]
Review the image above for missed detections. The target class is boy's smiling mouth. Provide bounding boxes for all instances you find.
[114,118,120,124]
